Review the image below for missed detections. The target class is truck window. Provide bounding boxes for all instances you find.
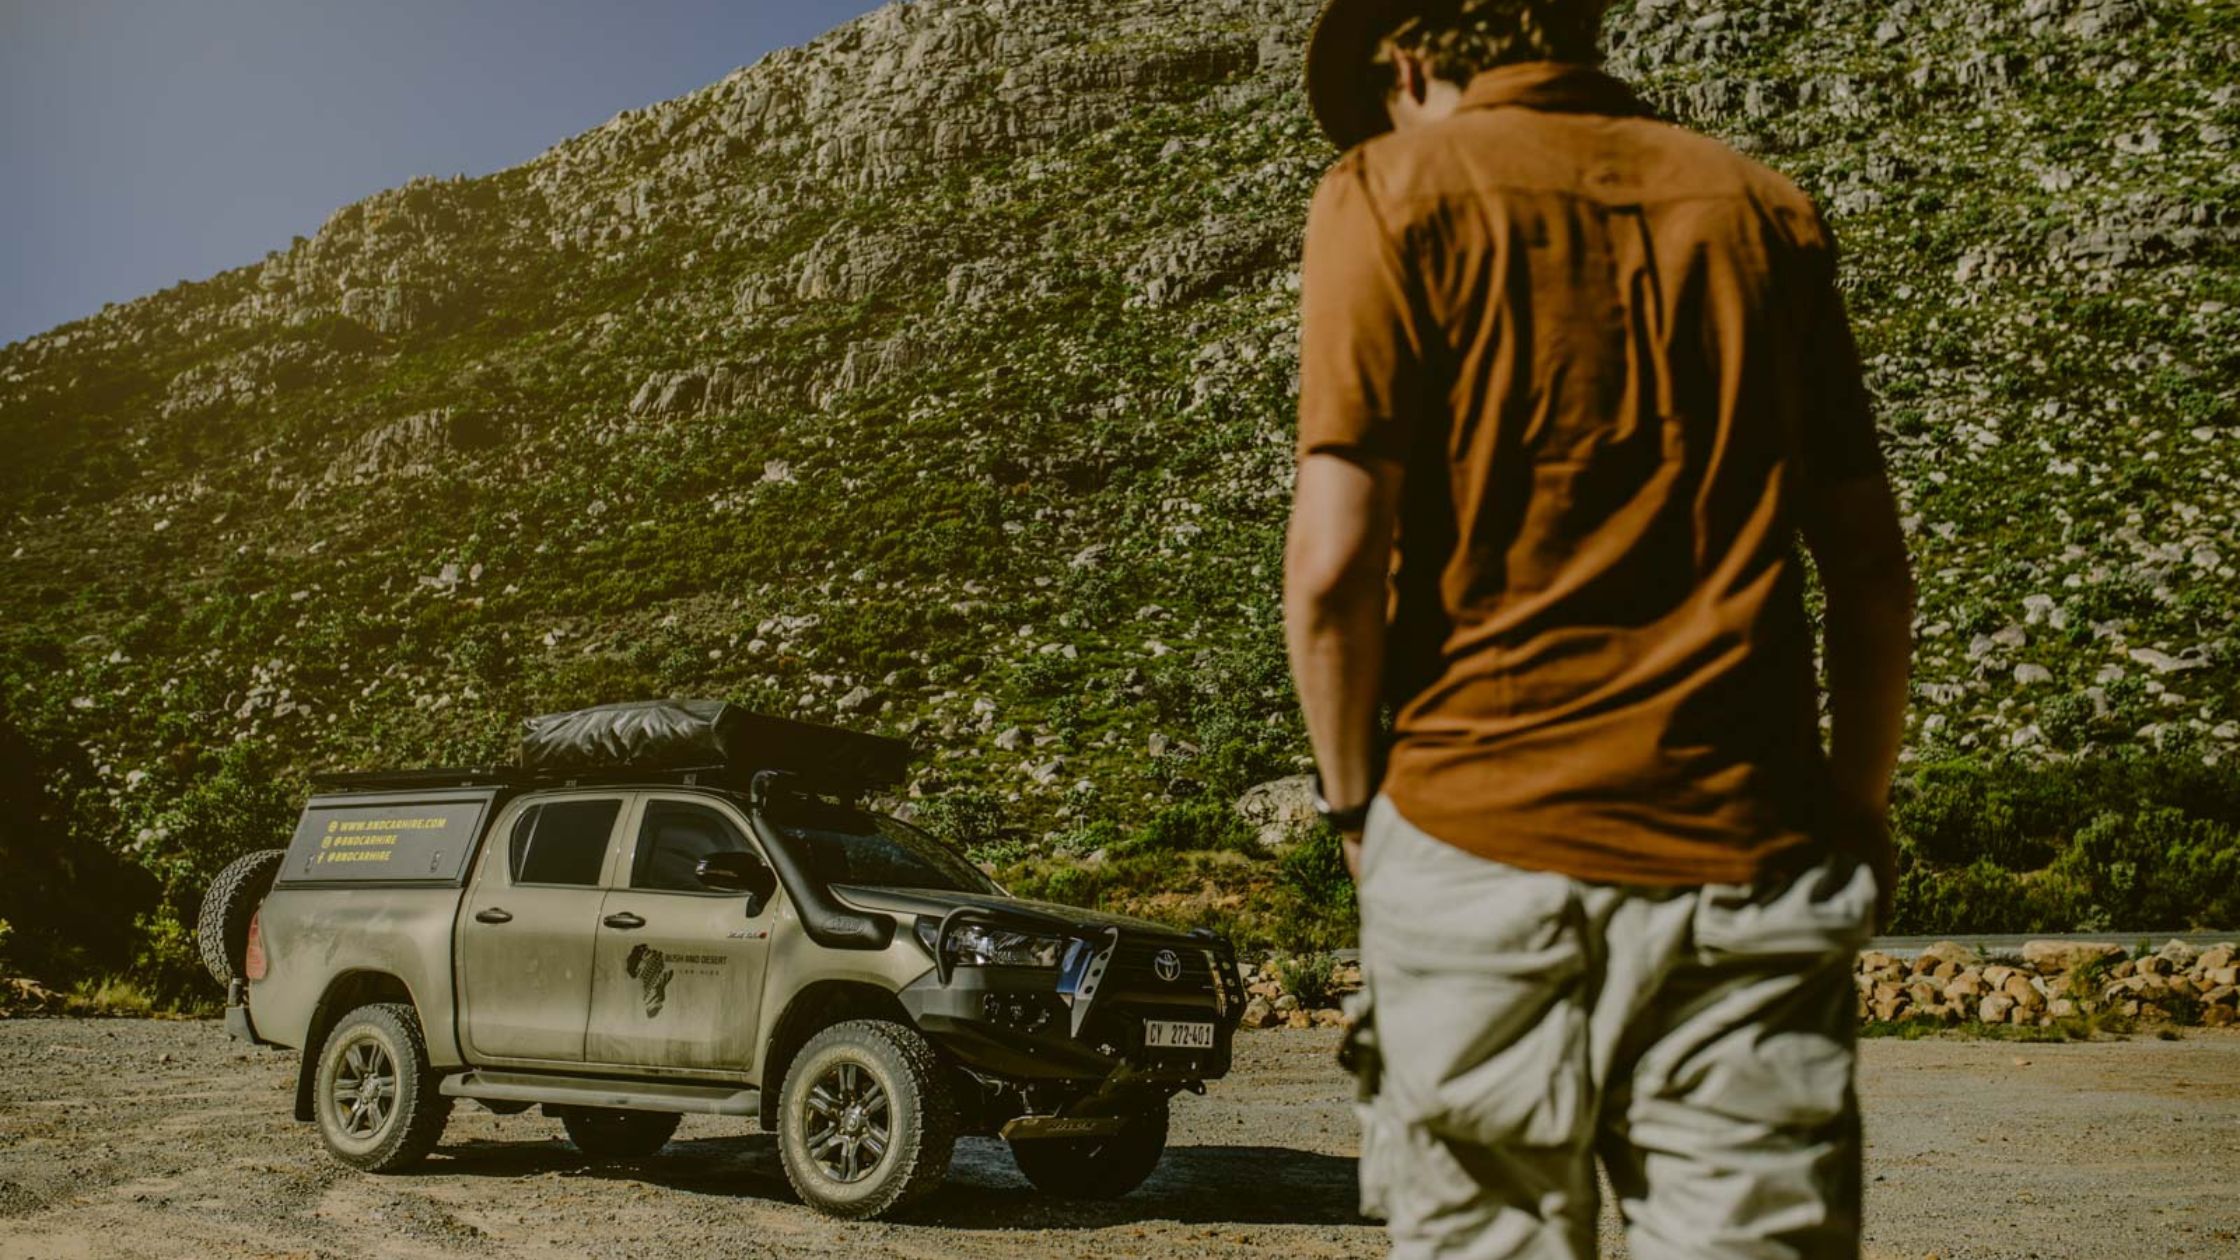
[632,800,755,893]
[767,799,1001,895]
[509,798,621,886]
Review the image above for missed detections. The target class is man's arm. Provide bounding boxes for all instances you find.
[1285,452,1405,876]
[1800,472,1914,918]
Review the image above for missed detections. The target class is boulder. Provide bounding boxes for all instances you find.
[1233,775,1318,851]
[2156,940,2202,969]
[1979,993,2017,1024]
[1241,996,1275,1029]
[1919,941,1981,968]
[2021,940,2125,973]
[2195,944,2234,973]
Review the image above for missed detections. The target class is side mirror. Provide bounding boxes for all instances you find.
[696,851,776,901]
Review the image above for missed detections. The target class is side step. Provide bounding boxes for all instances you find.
[441,1070,760,1116]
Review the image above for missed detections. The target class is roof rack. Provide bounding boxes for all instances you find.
[309,701,912,799]
[307,764,769,794]
[307,766,524,791]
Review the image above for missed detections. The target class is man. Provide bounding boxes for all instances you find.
[1282,1,1914,1256]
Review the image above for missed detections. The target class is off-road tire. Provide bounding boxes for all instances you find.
[776,1019,955,1219]
[312,1002,452,1173]
[1008,1100,1169,1200]
[561,1109,681,1159]
[196,848,286,987]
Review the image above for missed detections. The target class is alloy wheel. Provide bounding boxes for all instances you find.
[801,1061,889,1183]
[331,1035,397,1141]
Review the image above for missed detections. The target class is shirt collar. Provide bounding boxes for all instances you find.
[1459,61,1649,118]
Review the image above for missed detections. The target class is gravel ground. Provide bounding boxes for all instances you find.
[0,1020,2234,1259]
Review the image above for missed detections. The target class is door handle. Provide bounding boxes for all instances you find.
[474,907,513,925]
[603,912,646,930]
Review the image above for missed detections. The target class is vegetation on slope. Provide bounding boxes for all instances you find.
[1,0,2235,999]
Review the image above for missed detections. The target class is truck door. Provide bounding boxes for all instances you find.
[585,795,776,1076]
[457,795,628,1065]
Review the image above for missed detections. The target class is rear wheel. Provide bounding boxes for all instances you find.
[196,849,285,987]
[561,1108,681,1159]
[313,1002,451,1172]
[776,1019,955,1219]
[1008,1101,1169,1199]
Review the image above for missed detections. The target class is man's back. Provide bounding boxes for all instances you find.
[1296,62,1883,885]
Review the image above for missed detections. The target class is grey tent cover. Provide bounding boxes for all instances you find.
[519,699,909,790]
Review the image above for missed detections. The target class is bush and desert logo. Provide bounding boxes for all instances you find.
[623,944,728,1018]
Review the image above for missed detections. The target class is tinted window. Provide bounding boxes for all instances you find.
[633,800,754,893]
[510,799,621,886]
[506,805,545,881]
[768,799,1000,895]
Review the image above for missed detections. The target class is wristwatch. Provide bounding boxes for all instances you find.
[1311,775,1373,833]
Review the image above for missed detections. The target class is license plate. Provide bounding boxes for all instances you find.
[1143,1019,1215,1050]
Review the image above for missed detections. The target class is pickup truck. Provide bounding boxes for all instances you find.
[203,701,1243,1219]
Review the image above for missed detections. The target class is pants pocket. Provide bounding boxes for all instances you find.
[1377,956,1589,1149]
[1693,849,1879,960]
[1362,811,1591,1150]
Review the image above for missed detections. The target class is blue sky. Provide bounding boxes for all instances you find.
[0,0,889,346]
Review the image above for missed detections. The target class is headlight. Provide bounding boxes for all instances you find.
[915,918,1066,968]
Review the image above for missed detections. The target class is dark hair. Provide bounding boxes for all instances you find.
[1373,0,1608,86]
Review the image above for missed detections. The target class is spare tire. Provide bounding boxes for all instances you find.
[197,849,286,987]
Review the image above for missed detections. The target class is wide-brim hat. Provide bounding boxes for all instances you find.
[1304,0,1421,151]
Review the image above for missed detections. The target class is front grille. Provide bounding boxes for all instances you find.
[1104,943,1216,995]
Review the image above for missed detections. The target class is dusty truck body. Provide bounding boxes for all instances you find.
[212,701,1244,1218]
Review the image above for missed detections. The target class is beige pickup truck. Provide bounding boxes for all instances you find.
[202,701,1243,1219]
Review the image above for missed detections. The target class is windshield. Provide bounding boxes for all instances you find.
[766,798,1001,895]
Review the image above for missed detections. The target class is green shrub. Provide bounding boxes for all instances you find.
[1886,750,2240,934]
[914,787,1009,849]
[66,975,160,1018]
[1274,951,1339,1009]
[1279,824,1357,919]
[1127,800,1257,854]
[1048,818,1124,856]
[2057,808,2240,931]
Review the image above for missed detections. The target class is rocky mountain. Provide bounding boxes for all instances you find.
[3,0,2236,990]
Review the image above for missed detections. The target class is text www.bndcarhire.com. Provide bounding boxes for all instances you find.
[317,816,451,863]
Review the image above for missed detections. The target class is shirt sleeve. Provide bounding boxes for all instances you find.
[1296,151,1430,463]
[1797,215,1886,484]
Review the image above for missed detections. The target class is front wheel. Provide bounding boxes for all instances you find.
[776,1020,955,1219]
[1008,1101,1169,1199]
[561,1108,681,1159]
[312,1003,451,1172]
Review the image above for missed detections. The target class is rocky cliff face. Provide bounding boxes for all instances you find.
[1,0,2235,974]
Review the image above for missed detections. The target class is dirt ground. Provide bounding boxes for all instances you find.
[1,1021,2234,1259]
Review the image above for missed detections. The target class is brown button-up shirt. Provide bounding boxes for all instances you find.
[1297,62,1884,886]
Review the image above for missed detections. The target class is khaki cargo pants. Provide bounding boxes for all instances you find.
[1356,797,1877,1260]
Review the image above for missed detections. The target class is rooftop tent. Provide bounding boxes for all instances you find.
[518,699,911,794]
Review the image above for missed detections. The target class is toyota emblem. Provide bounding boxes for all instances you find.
[1153,949,1182,982]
